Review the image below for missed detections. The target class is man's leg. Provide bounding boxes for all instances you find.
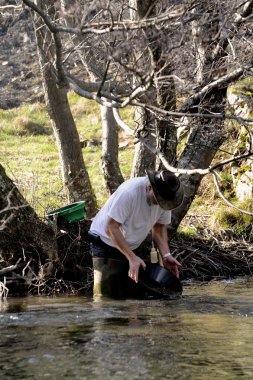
[92,257,129,298]
[90,242,147,299]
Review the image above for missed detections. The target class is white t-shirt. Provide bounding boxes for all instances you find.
[90,177,171,250]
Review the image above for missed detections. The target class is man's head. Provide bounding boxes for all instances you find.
[147,170,184,210]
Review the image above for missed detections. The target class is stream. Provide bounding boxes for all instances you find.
[1,277,253,380]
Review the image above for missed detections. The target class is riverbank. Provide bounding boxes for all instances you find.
[1,216,252,298]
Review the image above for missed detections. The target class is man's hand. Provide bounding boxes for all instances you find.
[162,255,181,279]
[128,255,146,283]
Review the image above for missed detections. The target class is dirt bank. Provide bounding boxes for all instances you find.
[0,1,43,109]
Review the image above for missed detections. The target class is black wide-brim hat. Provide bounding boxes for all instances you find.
[147,170,184,210]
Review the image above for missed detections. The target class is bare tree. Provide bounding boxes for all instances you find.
[20,0,253,227]
[59,0,124,193]
[32,0,97,217]
[0,163,58,288]
[100,103,125,192]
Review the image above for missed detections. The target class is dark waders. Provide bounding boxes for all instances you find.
[89,232,148,299]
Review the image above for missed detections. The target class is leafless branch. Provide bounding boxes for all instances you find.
[22,1,186,36]
[22,0,253,127]
[121,71,154,107]
[0,5,22,9]
[78,9,187,35]
[22,0,57,33]
[212,1,253,60]
[178,65,253,112]
[67,73,253,127]
[134,99,253,124]
[211,151,253,171]
[96,60,111,97]
[0,278,8,300]
[67,76,118,107]
[0,188,29,231]
[211,170,253,215]
[0,259,22,276]
[0,188,29,216]
[113,108,253,176]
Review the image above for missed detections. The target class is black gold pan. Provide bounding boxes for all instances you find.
[139,263,183,299]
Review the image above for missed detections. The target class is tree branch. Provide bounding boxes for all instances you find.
[22,1,186,36]
[211,170,253,216]
[178,65,253,112]
[113,108,253,176]
[67,73,253,127]
[67,76,118,107]
[0,188,29,231]
[0,259,22,276]
[22,0,57,33]
[0,278,8,300]
[133,99,253,124]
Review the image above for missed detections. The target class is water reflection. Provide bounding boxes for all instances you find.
[0,278,253,379]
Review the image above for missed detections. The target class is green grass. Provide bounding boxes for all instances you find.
[2,90,251,235]
[0,93,135,217]
[213,199,253,236]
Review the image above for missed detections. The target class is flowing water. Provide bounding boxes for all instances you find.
[1,277,253,380]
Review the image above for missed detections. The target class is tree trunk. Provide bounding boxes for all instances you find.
[171,119,225,234]
[130,0,177,176]
[101,105,124,193]
[81,47,124,192]
[131,107,156,177]
[0,163,58,289]
[33,0,97,218]
[171,2,228,234]
[154,58,177,170]
[130,0,157,177]
[61,4,124,195]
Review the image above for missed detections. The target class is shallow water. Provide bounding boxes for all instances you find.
[1,277,253,380]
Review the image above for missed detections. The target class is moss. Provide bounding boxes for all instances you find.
[177,226,198,240]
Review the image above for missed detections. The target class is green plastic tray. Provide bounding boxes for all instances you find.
[46,201,86,224]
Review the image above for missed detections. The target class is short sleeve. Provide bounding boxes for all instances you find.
[107,190,135,224]
[156,210,171,225]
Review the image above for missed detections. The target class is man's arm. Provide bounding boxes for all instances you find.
[105,217,146,283]
[152,223,181,278]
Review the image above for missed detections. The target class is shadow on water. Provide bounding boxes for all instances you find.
[1,277,253,380]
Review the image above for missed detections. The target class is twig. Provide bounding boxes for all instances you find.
[0,259,22,275]
[0,278,8,300]
[212,170,253,215]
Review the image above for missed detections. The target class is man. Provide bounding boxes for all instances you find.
[89,170,184,298]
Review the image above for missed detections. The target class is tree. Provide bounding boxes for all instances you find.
[0,163,58,292]
[19,0,253,228]
[59,0,124,193]
[32,0,97,217]
[2,1,253,295]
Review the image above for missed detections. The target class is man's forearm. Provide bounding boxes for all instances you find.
[106,218,146,283]
[152,224,171,257]
[106,222,136,261]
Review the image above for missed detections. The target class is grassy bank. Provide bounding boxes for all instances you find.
[1,92,253,238]
[0,93,135,217]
